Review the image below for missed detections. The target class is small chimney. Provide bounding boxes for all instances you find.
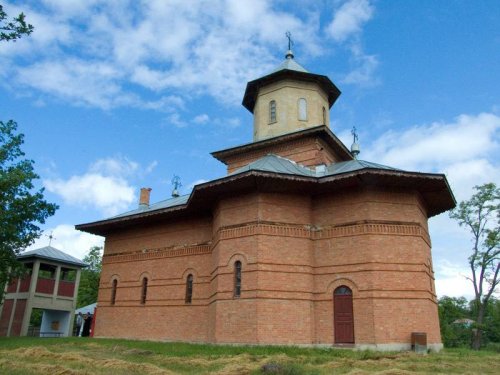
[139,187,152,208]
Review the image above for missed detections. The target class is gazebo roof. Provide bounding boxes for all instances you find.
[18,246,87,268]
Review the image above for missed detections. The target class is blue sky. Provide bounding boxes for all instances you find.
[1,0,499,298]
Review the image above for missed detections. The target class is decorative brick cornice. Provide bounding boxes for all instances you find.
[214,220,430,245]
[103,221,430,265]
[102,244,211,264]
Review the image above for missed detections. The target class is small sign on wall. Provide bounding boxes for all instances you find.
[51,321,59,331]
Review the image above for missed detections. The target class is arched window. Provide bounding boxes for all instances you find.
[334,286,352,295]
[185,274,193,304]
[298,98,307,120]
[111,279,118,305]
[269,100,277,123]
[322,106,326,125]
[234,261,242,298]
[140,277,148,304]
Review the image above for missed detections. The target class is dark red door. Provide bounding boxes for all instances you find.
[334,286,354,343]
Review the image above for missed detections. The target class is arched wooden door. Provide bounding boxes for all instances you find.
[334,286,354,344]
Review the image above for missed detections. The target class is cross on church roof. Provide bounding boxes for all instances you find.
[46,231,56,246]
[285,31,294,59]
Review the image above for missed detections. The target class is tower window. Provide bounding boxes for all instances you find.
[234,261,242,298]
[322,106,326,125]
[269,100,277,123]
[185,274,193,304]
[111,279,117,305]
[298,98,307,121]
[140,277,148,304]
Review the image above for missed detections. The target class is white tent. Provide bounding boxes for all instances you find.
[75,303,96,315]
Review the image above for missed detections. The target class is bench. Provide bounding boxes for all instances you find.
[40,331,63,337]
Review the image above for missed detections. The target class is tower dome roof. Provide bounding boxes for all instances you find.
[242,53,341,113]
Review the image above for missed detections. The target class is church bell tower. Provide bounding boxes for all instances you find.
[242,44,341,142]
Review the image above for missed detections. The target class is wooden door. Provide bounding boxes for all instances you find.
[334,286,354,343]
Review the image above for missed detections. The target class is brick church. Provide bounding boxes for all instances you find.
[76,49,455,351]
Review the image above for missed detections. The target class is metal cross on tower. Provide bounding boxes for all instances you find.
[46,231,56,246]
[285,31,293,51]
[351,126,359,143]
[171,175,182,198]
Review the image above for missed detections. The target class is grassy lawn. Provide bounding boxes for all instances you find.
[0,337,499,374]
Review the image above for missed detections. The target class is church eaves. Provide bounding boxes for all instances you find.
[76,153,455,236]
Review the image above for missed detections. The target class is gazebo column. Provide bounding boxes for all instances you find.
[52,265,62,302]
[67,268,82,336]
[20,260,40,336]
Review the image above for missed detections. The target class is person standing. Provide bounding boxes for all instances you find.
[76,312,83,337]
[81,313,92,337]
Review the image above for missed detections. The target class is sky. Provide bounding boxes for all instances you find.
[1,0,499,299]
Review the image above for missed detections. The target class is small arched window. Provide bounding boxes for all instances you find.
[111,279,118,305]
[322,106,326,125]
[269,100,277,123]
[140,277,148,304]
[234,261,242,298]
[185,274,193,304]
[298,98,307,121]
[334,286,352,295]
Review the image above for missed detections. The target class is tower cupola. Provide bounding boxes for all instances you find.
[242,45,341,141]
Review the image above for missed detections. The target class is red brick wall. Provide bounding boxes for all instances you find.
[93,188,441,347]
[225,137,343,174]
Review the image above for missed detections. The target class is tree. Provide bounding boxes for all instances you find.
[0,4,33,42]
[449,183,500,349]
[438,296,472,348]
[0,120,58,302]
[77,246,102,308]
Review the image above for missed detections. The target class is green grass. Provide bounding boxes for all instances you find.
[0,337,499,374]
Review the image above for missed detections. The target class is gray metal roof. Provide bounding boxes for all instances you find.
[270,56,308,74]
[109,194,190,219]
[18,246,87,267]
[325,159,401,175]
[230,154,400,178]
[231,154,315,177]
[98,156,401,221]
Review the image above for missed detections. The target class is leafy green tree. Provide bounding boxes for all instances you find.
[438,296,472,347]
[0,120,58,302]
[0,4,33,42]
[449,183,500,350]
[471,297,500,346]
[77,246,102,308]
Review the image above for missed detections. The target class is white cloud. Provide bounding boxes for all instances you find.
[326,0,374,42]
[15,59,130,109]
[167,112,188,128]
[363,112,500,173]
[44,174,135,216]
[434,261,474,299]
[193,114,210,124]
[43,156,144,216]
[341,44,379,86]
[27,224,104,260]
[325,1,378,87]
[3,0,326,109]
[145,161,158,174]
[90,156,139,177]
